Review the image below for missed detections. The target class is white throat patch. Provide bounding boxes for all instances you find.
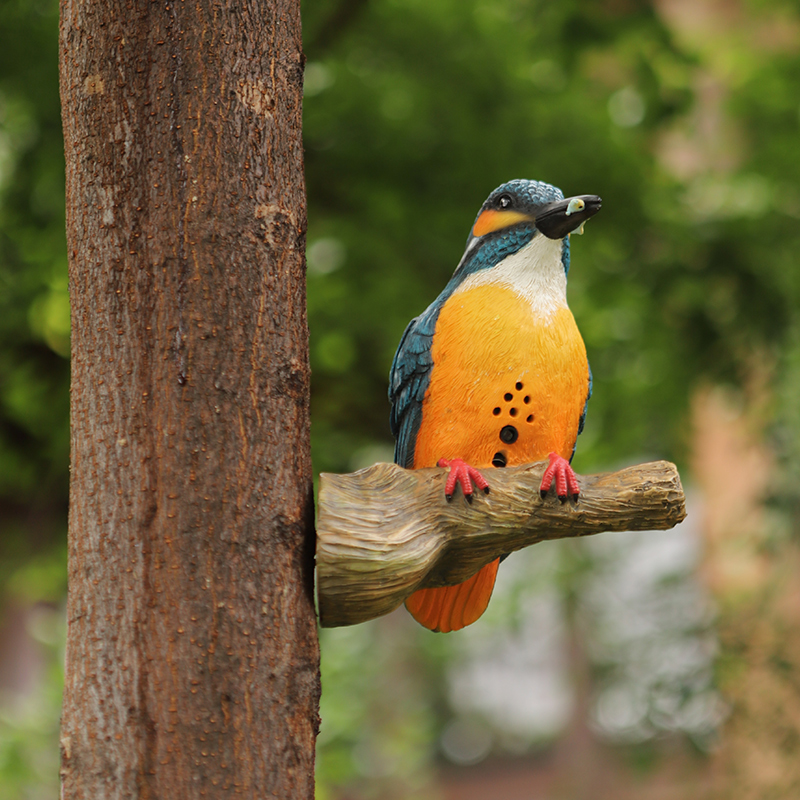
[452,235,568,319]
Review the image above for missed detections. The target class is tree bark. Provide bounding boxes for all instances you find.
[59,1,318,797]
[317,460,686,627]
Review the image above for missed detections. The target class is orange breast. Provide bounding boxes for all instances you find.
[413,283,588,469]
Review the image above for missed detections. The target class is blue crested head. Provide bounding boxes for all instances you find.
[450,179,601,283]
[470,179,566,237]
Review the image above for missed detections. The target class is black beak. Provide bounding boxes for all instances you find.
[535,195,602,240]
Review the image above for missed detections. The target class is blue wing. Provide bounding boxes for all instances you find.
[388,305,439,468]
[570,361,592,463]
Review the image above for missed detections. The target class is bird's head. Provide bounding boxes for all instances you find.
[454,179,602,277]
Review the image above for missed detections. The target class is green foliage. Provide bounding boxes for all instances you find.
[0,0,68,576]
[0,604,63,800]
[317,622,440,799]
[304,0,800,482]
[0,2,70,796]
[303,0,800,794]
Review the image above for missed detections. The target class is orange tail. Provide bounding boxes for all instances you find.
[405,559,500,633]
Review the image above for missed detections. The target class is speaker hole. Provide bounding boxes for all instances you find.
[500,425,518,444]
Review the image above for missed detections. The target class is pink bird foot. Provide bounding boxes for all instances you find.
[437,458,490,503]
[540,452,580,503]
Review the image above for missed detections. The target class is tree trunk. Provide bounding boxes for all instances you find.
[59,1,319,797]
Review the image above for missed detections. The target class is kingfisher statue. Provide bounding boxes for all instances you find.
[389,179,601,632]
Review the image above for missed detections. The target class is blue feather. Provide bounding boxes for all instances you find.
[389,304,439,467]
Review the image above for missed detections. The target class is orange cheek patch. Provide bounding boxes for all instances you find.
[471,209,532,237]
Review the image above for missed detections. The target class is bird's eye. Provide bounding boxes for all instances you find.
[498,194,512,209]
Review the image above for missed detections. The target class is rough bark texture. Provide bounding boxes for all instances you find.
[317,460,686,627]
[59,1,319,797]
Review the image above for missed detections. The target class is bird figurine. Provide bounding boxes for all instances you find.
[389,179,601,632]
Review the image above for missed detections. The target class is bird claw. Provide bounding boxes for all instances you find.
[438,458,490,502]
[539,452,580,503]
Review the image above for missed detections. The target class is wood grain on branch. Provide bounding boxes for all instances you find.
[317,460,686,627]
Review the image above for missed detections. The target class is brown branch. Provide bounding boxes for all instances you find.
[316,460,686,627]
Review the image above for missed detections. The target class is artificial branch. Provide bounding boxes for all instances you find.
[316,460,686,628]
